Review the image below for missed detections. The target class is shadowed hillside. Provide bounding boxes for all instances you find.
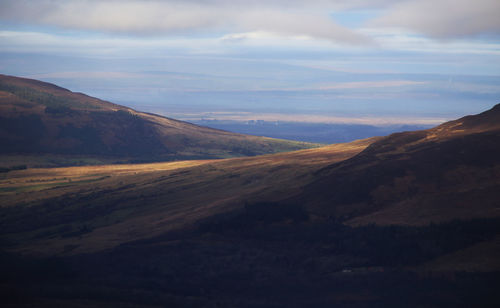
[0,74,315,166]
[295,103,500,226]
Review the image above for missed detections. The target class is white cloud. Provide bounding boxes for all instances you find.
[372,0,500,38]
[359,28,500,55]
[2,0,499,45]
[0,0,371,45]
[0,30,223,56]
[28,71,143,79]
[317,80,426,90]
[248,80,427,92]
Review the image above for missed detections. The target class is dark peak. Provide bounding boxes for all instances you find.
[457,102,500,123]
[432,103,500,137]
[489,102,500,112]
[473,102,500,124]
[0,74,70,93]
[374,102,500,151]
[0,73,127,111]
[323,103,500,172]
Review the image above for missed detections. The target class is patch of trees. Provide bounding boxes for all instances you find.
[0,165,27,173]
[199,210,500,267]
[198,202,309,233]
[57,124,107,154]
[2,217,500,307]
[0,115,45,153]
[44,106,74,116]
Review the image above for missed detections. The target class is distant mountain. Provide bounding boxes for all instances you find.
[192,119,433,144]
[0,74,314,166]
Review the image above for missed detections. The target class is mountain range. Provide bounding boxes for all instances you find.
[1,76,499,307]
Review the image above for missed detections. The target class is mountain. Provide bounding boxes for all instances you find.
[295,103,500,226]
[0,74,314,166]
[1,104,500,307]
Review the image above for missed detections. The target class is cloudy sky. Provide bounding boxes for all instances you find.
[1,0,499,124]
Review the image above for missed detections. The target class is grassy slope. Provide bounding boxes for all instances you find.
[1,105,500,256]
[294,104,500,226]
[0,74,317,166]
[0,137,376,256]
[1,106,500,307]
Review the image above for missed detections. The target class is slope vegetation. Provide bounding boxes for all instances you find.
[0,74,314,166]
[1,104,500,307]
[0,137,376,255]
[296,103,500,226]
[1,104,499,255]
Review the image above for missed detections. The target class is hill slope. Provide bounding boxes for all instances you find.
[0,137,378,255]
[1,104,500,307]
[295,103,500,226]
[0,74,314,166]
[2,104,499,255]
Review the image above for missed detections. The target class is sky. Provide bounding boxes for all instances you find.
[0,0,499,125]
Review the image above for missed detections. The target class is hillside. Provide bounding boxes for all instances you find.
[295,103,500,226]
[0,137,377,254]
[0,74,314,166]
[1,104,500,307]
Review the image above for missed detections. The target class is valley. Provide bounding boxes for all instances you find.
[2,0,500,305]
[1,76,499,307]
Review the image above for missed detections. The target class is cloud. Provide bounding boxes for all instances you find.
[240,80,427,92]
[0,0,371,45]
[28,71,143,79]
[359,28,500,56]
[372,0,500,38]
[317,80,426,90]
[1,0,498,51]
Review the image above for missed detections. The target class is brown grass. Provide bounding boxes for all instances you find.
[0,138,377,256]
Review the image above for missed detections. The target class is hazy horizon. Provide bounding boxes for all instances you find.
[1,0,499,126]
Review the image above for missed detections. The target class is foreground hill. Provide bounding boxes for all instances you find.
[1,105,500,307]
[0,137,378,255]
[0,74,314,166]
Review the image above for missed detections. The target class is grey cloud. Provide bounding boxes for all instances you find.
[0,0,373,44]
[372,0,500,38]
[2,0,497,42]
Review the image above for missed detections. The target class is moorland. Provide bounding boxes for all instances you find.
[1,75,500,307]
